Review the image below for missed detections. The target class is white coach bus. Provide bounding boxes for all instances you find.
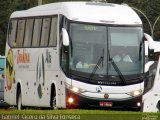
[4,1,160,110]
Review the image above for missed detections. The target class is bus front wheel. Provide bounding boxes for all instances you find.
[52,91,57,109]
[51,85,57,109]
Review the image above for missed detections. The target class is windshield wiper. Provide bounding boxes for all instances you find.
[110,58,127,85]
[89,48,104,81]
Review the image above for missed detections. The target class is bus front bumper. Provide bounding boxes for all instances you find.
[66,89,142,109]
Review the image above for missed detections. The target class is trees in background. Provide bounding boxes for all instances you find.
[0,0,37,54]
[0,0,160,55]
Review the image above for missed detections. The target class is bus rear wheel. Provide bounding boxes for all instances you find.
[17,90,23,110]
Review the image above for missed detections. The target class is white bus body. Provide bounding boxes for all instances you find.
[4,2,160,110]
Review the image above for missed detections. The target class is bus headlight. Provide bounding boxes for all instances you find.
[72,87,79,93]
[66,84,86,93]
[127,89,143,97]
[71,86,86,93]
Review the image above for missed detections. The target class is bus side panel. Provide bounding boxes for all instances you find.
[11,47,66,108]
[55,72,66,108]
[143,56,160,112]
[4,45,17,105]
[41,48,66,108]
[5,43,66,108]
[12,48,56,107]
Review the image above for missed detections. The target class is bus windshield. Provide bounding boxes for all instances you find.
[69,23,144,85]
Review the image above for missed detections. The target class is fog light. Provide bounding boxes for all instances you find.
[68,97,74,104]
[137,102,141,107]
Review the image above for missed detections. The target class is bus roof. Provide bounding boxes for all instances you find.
[10,2,142,25]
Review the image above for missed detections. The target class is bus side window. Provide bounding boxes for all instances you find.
[32,18,42,47]
[49,16,58,47]
[16,19,26,47]
[8,20,17,47]
[24,19,34,47]
[40,17,51,47]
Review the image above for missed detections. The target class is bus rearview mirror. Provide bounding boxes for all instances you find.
[62,28,69,46]
[144,33,155,59]
[144,33,160,60]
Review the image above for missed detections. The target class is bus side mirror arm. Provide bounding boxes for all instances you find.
[62,28,69,46]
[145,61,154,73]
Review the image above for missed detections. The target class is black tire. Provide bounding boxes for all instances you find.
[156,101,160,112]
[51,90,57,109]
[17,89,23,110]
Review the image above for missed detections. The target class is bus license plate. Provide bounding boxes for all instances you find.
[100,102,112,107]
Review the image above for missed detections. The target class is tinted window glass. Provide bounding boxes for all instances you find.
[32,18,42,47]
[8,20,17,47]
[16,20,25,47]
[40,18,51,46]
[24,19,34,47]
[49,16,58,47]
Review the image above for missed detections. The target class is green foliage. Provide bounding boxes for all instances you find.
[14,0,37,10]
[0,0,13,55]
[0,0,37,55]
[0,0,160,55]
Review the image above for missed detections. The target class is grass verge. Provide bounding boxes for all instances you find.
[0,109,159,120]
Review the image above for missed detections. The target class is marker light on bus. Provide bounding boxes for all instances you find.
[127,89,143,97]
